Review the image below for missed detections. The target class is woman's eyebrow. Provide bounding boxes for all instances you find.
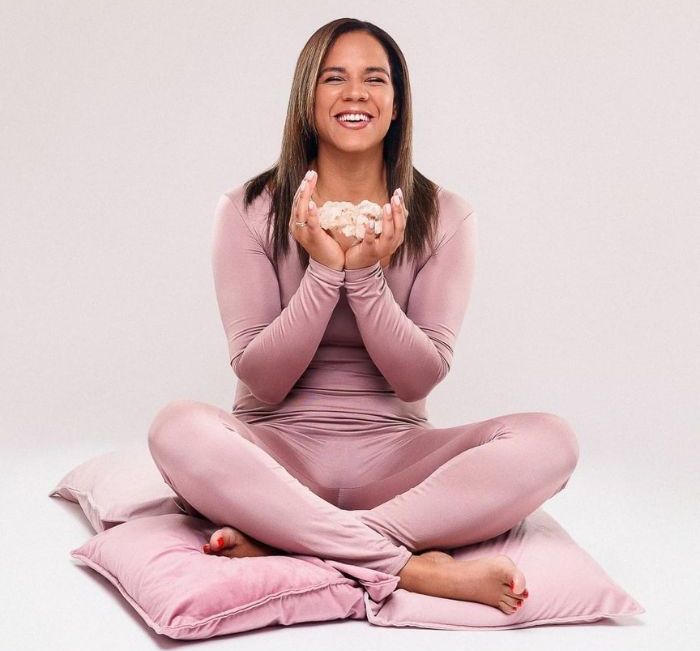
[319,66,390,76]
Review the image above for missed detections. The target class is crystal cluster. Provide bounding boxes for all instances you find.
[317,200,384,239]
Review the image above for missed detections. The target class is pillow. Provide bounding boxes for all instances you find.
[49,445,185,532]
[364,508,645,630]
[69,513,400,639]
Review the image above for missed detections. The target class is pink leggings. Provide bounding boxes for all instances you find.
[147,401,579,577]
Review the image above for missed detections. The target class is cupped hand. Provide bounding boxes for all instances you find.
[344,188,407,270]
[288,170,345,271]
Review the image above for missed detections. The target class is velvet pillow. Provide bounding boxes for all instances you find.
[48,445,185,532]
[69,512,403,639]
[58,446,645,634]
[364,508,645,630]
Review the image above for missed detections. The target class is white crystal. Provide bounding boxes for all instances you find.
[318,199,384,237]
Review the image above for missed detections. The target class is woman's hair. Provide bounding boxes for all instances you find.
[241,17,441,271]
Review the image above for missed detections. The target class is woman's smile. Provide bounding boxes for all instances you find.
[334,113,374,130]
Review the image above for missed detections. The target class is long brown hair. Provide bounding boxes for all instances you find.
[241,17,441,271]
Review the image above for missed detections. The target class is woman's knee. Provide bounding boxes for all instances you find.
[147,399,214,458]
[536,412,580,476]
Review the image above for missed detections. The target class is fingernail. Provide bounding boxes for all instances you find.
[300,179,307,190]
[397,187,403,199]
[392,195,400,205]
[304,170,313,180]
[384,204,391,215]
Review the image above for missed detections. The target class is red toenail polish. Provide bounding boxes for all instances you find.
[217,537,224,547]
[203,544,210,553]
[523,590,529,597]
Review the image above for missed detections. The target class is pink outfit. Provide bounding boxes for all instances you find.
[148,184,580,580]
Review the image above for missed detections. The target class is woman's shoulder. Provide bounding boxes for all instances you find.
[433,184,477,247]
[218,182,273,241]
[435,185,475,219]
[221,182,272,215]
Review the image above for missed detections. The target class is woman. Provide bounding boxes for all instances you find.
[147,18,580,615]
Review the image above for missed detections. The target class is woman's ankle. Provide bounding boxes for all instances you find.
[397,554,430,592]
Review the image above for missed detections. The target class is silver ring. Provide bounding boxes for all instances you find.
[294,221,307,227]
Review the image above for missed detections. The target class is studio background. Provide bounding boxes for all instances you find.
[1,1,697,649]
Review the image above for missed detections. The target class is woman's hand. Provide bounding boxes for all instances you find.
[288,171,345,271]
[344,188,407,270]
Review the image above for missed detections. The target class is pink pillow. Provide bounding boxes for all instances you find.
[57,447,645,634]
[69,513,400,639]
[365,508,645,630]
[48,445,185,532]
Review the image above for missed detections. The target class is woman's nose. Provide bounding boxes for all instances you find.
[344,81,368,100]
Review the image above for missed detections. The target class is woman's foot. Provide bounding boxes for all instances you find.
[418,549,454,563]
[398,553,529,615]
[202,526,285,559]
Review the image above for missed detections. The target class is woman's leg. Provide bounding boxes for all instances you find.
[147,399,413,576]
[341,412,580,552]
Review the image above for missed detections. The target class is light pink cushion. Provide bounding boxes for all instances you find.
[70,513,400,639]
[58,447,645,634]
[365,508,645,630]
[48,445,185,532]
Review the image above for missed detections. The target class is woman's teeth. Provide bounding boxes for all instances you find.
[337,114,370,122]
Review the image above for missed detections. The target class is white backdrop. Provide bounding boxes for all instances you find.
[1,2,698,649]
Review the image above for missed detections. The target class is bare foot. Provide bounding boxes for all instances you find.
[398,553,530,615]
[418,550,454,563]
[202,526,285,559]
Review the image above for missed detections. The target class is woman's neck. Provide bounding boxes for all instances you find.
[309,148,389,206]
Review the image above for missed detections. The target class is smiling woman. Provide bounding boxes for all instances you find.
[236,19,442,273]
[146,17,581,617]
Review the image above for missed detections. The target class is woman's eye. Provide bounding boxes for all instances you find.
[323,77,385,83]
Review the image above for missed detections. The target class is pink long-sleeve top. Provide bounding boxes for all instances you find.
[211,183,478,434]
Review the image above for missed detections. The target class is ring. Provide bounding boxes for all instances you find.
[294,221,307,227]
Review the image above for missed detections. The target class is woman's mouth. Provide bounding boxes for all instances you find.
[334,113,373,130]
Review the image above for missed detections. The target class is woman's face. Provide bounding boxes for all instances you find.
[314,31,397,154]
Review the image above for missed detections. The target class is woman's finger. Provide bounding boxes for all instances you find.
[303,173,319,230]
[291,172,316,232]
[382,201,395,245]
[392,192,403,235]
[290,179,306,231]
[396,190,407,235]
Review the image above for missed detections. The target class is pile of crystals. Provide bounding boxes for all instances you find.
[317,200,384,239]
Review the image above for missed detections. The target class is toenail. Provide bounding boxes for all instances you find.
[509,580,514,590]
[217,537,224,547]
[203,544,210,553]
[523,589,529,597]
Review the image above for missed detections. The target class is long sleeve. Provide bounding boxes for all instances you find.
[343,211,478,402]
[211,194,345,404]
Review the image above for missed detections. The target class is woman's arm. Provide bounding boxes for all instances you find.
[211,194,345,404]
[343,211,478,402]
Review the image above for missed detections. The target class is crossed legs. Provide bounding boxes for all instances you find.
[147,400,579,590]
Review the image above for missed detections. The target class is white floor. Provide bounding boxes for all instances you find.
[3,429,696,651]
